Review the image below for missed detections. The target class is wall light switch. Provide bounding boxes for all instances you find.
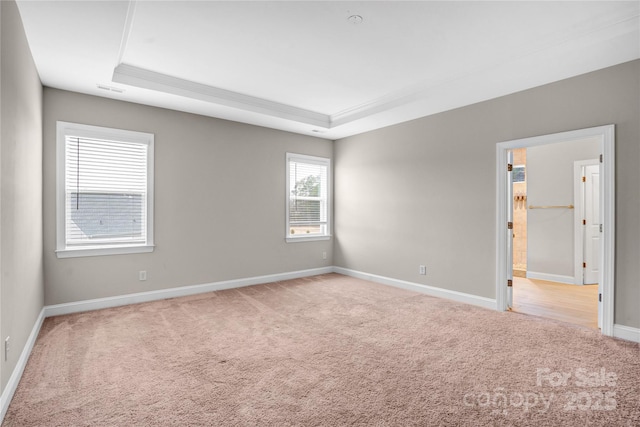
[139,271,147,281]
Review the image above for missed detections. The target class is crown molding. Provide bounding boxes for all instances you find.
[116,1,137,66]
[113,63,331,128]
[111,6,638,136]
[330,11,640,128]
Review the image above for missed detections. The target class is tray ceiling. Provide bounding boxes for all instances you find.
[16,1,640,139]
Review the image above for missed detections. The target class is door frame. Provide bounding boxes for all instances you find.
[495,125,615,336]
[573,159,600,286]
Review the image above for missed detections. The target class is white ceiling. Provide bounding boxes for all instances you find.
[16,1,640,140]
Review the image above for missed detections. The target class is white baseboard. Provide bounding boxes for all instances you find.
[333,267,497,310]
[613,324,640,343]
[526,271,576,285]
[0,308,45,422]
[44,267,334,317]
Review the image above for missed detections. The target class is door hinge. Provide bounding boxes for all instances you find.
[507,163,513,172]
[507,279,513,287]
[583,262,586,268]
[599,154,603,163]
[582,219,586,225]
[507,222,513,230]
[600,224,603,233]
[599,293,602,302]
[582,176,586,182]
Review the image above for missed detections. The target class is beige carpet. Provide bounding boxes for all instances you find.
[4,273,639,426]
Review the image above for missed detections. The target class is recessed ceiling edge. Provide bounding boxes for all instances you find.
[112,63,331,129]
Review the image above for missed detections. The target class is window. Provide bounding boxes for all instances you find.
[513,165,526,183]
[56,122,154,258]
[286,153,330,242]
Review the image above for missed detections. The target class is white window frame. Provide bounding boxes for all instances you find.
[56,121,155,258]
[286,153,331,243]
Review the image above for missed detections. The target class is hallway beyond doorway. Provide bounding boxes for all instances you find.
[512,277,598,329]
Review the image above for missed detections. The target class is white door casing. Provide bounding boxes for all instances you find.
[507,151,514,309]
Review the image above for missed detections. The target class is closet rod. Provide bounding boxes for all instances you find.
[528,204,574,209]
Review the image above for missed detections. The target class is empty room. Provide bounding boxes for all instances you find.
[1,1,639,425]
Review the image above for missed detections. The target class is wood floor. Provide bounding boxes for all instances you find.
[512,277,599,329]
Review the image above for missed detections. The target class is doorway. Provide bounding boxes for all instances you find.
[511,277,599,329]
[510,145,600,329]
[496,125,615,336]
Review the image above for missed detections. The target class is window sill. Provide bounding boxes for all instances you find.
[56,244,155,259]
[286,235,331,243]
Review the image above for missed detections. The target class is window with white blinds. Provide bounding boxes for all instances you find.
[286,153,330,242]
[56,122,154,258]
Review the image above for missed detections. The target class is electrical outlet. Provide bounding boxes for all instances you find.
[5,336,9,361]
[419,265,426,275]
[139,271,147,281]
[322,251,327,260]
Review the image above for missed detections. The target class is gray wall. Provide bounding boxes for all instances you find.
[1,0,44,392]
[334,60,640,328]
[527,138,600,279]
[43,89,333,305]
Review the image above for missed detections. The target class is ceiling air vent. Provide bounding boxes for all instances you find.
[96,84,125,94]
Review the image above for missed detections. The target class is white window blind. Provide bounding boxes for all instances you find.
[57,122,154,257]
[286,153,330,241]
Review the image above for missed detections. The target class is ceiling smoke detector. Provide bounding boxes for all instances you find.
[347,14,363,25]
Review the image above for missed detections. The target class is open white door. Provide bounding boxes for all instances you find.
[583,163,602,329]
[583,164,600,285]
[506,151,514,309]
[576,159,601,328]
